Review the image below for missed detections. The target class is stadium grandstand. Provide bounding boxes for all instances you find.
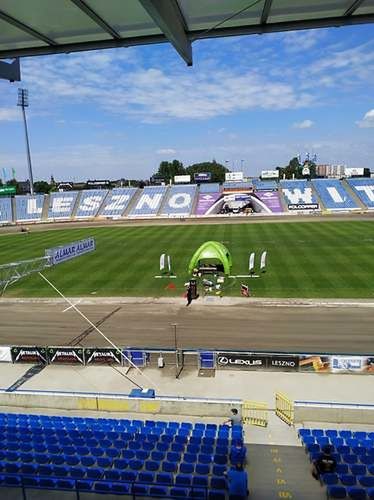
[2,0,374,499]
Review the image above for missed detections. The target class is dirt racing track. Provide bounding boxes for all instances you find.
[1,299,373,355]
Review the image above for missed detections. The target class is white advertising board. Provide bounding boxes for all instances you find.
[0,347,11,362]
[174,175,191,184]
[261,170,279,179]
[46,237,96,265]
[225,172,244,182]
[344,167,364,177]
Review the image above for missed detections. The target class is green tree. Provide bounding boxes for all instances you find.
[34,180,51,193]
[186,160,229,183]
[155,160,185,183]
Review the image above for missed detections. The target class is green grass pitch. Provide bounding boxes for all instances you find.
[1,220,374,298]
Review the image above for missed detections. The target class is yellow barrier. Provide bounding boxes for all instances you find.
[242,400,268,427]
[275,392,294,426]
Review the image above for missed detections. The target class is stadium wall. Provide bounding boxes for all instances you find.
[0,389,241,417]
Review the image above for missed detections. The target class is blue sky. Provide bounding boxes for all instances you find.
[0,24,373,182]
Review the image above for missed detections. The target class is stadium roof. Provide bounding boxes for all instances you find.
[0,0,373,66]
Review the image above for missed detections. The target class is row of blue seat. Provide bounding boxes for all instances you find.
[327,485,374,499]
[1,441,229,456]
[0,474,226,499]
[323,473,374,487]
[302,436,374,449]
[306,445,374,459]
[309,452,374,466]
[0,464,227,489]
[299,429,374,440]
[1,458,227,477]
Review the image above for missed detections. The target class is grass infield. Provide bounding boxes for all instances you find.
[1,220,374,298]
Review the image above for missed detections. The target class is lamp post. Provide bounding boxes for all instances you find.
[17,88,34,195]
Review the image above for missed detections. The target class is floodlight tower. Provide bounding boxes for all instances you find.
[17,88,34,195]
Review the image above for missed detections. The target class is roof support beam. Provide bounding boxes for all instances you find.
[0,58,20,81]
[1,13,374,60]
[344,0,366,17]
[261,0,274,24]
[138,0,192,65]
[70,0,121,39]
[0,9,56,46]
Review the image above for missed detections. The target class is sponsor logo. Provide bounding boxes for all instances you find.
[288,203,319,211]
[217,355,265,367]
[48,348,84,364]
[85,349,121,364]
[11,347,47,364]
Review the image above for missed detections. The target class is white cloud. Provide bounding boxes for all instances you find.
[357,109,374,128]
[282,30,324,52]
[0,107,20,121]
[293,119,314,129]
[156,148,176,155]
[19,50,314,122]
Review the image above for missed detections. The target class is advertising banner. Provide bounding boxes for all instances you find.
[84,348,122,365]
[11,346,47,364]
[345,168,364,177]
[174,175,191,184]
[195,192,221,215]
[267,355,299,371]
[330,356,373,373]
[288,203,319,211]
[45,237,95,265]
[0,186,16,195]
[255,191,283,213]
[225,172,243,182]
[261,170,279,179]
[0,347,12,362]
[217,353,268,370]
[48,347,84,364]
[217,353,299,371]
[194,173,211,182]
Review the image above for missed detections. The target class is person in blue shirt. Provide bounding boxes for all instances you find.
[226,463,249,499]
[230,439,247,466]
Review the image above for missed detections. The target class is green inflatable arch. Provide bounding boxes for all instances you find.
[188,241,232,275]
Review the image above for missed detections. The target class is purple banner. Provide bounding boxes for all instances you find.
[256,190,283,213]
[195,192,221,215]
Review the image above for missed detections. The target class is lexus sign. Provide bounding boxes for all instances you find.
[217,353,267,369]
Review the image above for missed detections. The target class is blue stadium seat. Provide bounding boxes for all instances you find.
[327,485,347,498]
[213,465,227,476]
[368,489,374,500]
[56,479,75,490]
[358,476,374,487]
[70,467,86,478]
[39,477,57,489]
[322,473,339,485]
[112,482,131,494]
[162,461,177,473]
[211,476,227,489]
[193,475,208,487]
[340,474,357,486]
[208,490,226,500]
[138,471,154,483]
[171,486,189,497]
[121,471,136,482]
[350,465,366,476]
[156,472,173,485]
[94,481,111,493]
[145,460,159,471]
[196,464,210,475]
[347,487,366,499]
[180,463,194,474]
[176,474,192,486]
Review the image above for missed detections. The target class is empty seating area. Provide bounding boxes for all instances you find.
[161,184,197,216]
[222,182,252,191]
[312,179,358,210]
[253,179,278,191]
[0,197,12,223]
[15,195,44,221]
[280,180,318,206]
[129,186,168,217]
[99,187,138,217]
[75,189,109,218]
[347,179,374,209]
[299,427,374,498]
[199,183,221,193]
[48,191,79,219]
[0,412,243,498]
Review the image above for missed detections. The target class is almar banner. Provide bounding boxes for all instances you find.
[46,237,95,265]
